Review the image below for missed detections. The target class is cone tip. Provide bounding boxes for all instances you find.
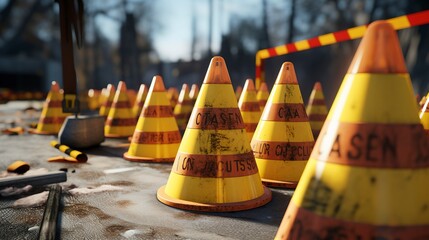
[117,81,128,92]
[259,82,268,91]
[276,62,298,84]
[203,56,231,84]
[51,81,60,91]
[347,20,407,74]
[151,75,166,91]
[181,83,189,91]
[243,79,255,91]
[314,82,322,91]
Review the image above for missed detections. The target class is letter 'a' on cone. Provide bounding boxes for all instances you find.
[131,84,148,118]
[104,81,136,138]
[252,62,314,189]
[238,79,262,141]
[157,56,272,212]
[306,82,328,140]
[275,21,429,240]
[99,84,115,117]
[173,84,193,131]
[30,81,70,135]
[419,92,429,135]
[124,76,181,162]
[256,82,269,111]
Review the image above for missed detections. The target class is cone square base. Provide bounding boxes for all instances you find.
[157,185,272,212]
[262,178,298,189]
[123,152,174,163]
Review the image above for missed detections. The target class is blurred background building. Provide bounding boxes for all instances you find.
[0,0,428,105]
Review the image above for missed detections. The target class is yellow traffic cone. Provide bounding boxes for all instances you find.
[189,83,199,104]
[167,87,179,110]
[173,84,193,131]
[276,21,429,240]
[238,79,262,141]
[306,82,328,139]
[124,76,181,162]
[131,84,148,118]
[235,85,243,100]
[104,81,136,138]
[157,56,272,212]
[30,81,69,135]
[419,92,429,135]
[419,94,427,108]
[99,84,115,117]
[256,82,269,111]
[127,89,137,106]
[252,62,314,188]
[87,89,101,110]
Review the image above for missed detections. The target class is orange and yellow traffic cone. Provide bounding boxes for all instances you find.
[256,82,269,111]
[238,79,262,141]
[251,62,314,188]
[157,56,272,212]
[127,89,137,107]
[419,92,429,135]
[99,84,115,117]
[189,83,199,104]
[124,76,181,162]
[131,84,148,118]
[306,82,328,140]
[167,87,179,110]
[87,89,101,110]
[419,94,427,108]
[235,85,243,100]
[30,81,69,135]
[104,81,136,138]
[275,21,429,240]
[173,84,193,131]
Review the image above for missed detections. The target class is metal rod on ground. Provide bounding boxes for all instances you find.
[38,185,62,240]
[0,171,67,189]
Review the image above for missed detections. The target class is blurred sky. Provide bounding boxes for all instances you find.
[95,0,279,62]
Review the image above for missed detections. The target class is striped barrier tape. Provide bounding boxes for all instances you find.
[255,9,429,88]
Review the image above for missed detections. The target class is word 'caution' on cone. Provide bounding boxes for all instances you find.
[99,84,115,117]
[173,84,193,131]
[306,82,328,139]
[157,56,272,212]
[276,21,429,240]
[256,82,269,111]
[104,81,136,138]
[131,84,148,118]
[30,81,69,135]
[124,76,181,162]
[238,79,262,141]
[252,62,314,188]
[419,92,429,135]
